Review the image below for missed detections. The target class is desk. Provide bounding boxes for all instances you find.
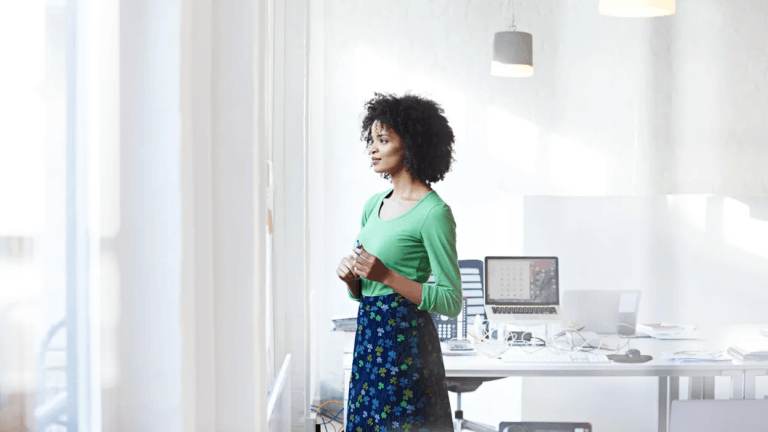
[341,324,766,432]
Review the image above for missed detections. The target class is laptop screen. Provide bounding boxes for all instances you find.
[485,257,559,305]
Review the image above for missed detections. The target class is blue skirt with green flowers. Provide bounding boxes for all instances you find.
[346,293,453,432]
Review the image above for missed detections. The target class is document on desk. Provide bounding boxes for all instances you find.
[662,350,733,363]
[331,315,358,332]
[442,350,477,356]
[440,342,477,356]
[637,323,700,339]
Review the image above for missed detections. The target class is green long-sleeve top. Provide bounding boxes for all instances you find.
[348,187,462,318]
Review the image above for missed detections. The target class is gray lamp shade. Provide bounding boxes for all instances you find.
[491,31,533,77]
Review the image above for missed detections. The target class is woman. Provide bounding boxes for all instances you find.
[336,92,462,432]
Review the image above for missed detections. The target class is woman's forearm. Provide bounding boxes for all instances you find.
[347,278,361,299]
[382,269,423,306]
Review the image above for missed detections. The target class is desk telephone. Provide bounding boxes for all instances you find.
[430,297,468,341]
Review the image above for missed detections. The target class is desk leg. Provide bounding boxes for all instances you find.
[669,377,679,402]
[666,377,678,432]
[703,377,715,399]
[658,376,668,432]
[688,377,703,400]
[745,369,767,399]
[722,370,744,399]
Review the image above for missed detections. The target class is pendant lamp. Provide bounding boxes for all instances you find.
[491,0,533,77]
[599,0,675,17]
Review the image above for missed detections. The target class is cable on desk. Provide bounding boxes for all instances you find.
[472,321,644,361]
[480,332,558,358]
[553,329,602,352]
[312,400,344,432]
[552,322,639,354]
[310,405,338,432]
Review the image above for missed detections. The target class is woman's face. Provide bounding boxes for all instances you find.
[369,120,405,174]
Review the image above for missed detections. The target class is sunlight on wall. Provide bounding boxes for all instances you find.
[0,3,46,236]
[469,191,524,256]
[352,44,401,102]
[723,197,768,260]
[549,133,610,195]
[485,106,539,175]
[666,195,708,230]
[498,192,525,255]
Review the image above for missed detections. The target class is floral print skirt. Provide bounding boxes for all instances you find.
[346,293,453,432]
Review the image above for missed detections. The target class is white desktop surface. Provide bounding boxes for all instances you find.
[340,324,768,432]
[344,324,764,373]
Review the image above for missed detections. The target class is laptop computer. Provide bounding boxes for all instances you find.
[562,290,643,336]
[485,256,563,323]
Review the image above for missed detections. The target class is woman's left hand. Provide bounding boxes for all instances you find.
[351,244,391,284]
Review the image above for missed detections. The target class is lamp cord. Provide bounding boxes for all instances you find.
[508,0,517,32]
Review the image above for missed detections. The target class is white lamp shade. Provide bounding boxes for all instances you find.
[490,62,534,78]
[491,31,533,78]
[599,0,675,17]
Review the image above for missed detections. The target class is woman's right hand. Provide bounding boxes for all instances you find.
[337,253,361,284]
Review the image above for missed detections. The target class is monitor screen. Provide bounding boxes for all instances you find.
[485,257,558,305]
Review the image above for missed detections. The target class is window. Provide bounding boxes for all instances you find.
[0,2,93,431]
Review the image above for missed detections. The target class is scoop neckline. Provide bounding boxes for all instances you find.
[376,188,435,222]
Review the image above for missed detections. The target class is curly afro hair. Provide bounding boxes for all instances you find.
[360,92,456,186]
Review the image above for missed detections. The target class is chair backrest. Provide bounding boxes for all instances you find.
[458,259,485,318]
[670,399,768,432]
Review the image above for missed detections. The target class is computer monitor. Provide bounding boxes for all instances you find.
[562,290,642,335]
[484,256,563,323]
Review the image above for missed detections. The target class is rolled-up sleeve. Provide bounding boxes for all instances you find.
[417,204,462,318]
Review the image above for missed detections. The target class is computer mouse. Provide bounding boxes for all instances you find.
[626,349,642,358]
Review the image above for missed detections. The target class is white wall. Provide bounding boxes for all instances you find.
[309,0,768,430]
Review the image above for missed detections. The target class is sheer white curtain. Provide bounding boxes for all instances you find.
[0,2,71,430]
[0,1,108,430]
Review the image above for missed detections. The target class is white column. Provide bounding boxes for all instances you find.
[116,0,270,430]
[117,0,183,430]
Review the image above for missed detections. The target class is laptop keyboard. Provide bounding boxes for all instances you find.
[492,306,558,315]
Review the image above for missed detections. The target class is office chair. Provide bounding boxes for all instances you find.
[669,399,768,432]
[447,377,504,432]
[447,259,501,432]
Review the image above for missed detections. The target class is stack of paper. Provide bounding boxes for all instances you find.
[331,315,357,332]
[727,345,768,361]
[637,323,699,339]
[440,342,477,356]
[662,350,733,363]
